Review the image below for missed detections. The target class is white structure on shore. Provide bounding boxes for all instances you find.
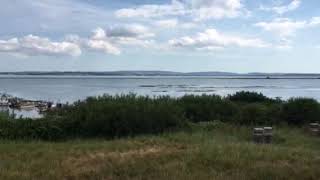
[0,94,10,106]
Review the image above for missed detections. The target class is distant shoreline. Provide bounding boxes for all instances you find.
[0,71,320,80]
[1,71,320,77]
[0,75,319,80]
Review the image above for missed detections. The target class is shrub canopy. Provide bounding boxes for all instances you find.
[1,92,320,140]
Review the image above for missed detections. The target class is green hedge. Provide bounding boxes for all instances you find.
[1,92,320,140]
[58,95,186,138]
[282,98,320,125]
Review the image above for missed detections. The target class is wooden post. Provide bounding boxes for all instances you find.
[263,127,273,144]
[253,128,264,144]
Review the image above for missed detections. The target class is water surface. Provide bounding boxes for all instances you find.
[1,75,320,103]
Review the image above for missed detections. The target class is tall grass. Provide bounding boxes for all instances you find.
[1,124,320,180]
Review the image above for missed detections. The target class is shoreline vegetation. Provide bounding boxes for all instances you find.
[1,91,320,140]
[1,91,320,179]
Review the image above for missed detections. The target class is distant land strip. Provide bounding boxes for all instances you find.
[0,71,320,79]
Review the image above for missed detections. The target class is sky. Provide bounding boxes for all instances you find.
[0,0,320,73]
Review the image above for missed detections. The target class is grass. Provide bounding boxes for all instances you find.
[1,123,320,180]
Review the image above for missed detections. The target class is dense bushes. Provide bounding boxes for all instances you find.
[179,95,238,123]
[58,95,185,138]
[0,117,64,140]
[0,111,10,121]
[1,91,320,140]
[282,98,320,125]
[228,91,275,103]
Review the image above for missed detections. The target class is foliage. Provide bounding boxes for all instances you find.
[0,111,10,121]
[59,94,186,138]
[238,103,268,125]
[228,91,276,103]
[1,91,320,140]
[0,117,64,140]
[179,94,238,123]
[282,98,320,126]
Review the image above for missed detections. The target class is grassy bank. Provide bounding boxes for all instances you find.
[1,123,320,180]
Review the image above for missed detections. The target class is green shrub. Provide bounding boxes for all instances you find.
[179,95,238,123]
[0,111,9,121]
[264,104,283,125]
[54,94,186,138]
[1,92,319,140]
[0,117,64,140]
[238,104,268,125]
[282,98,320,126]
[228,91,276,103]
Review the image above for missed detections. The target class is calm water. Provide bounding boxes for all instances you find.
[1,75,320,103]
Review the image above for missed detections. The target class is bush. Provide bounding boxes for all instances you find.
[179,95,239,123]
[1,92,319,140]
[238,104,268,125]
[228,91,275,103]
[282,98,320,126]
[0,111,10,121]
[0,117,64,140]
[52,94,186,139]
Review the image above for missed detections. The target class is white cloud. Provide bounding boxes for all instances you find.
[115,0,186,18]
[255,18,307,37]
[64,32,121,55]
[260,0,301,14]
[169,28,270,51]
[310,17,320,26]
[0,24,156,57]
[115,0,245,21]
[115,38,155,48]
[0,35,81,57]
[187,0,244,21]
[106,24,154,38]
[153,19,197,29]
[154,19,178,28]
[85,28,121,55]
[83,25,156,54]
[106,24,156,49]
[87,39,121,55]
[0,0,115,35]
[255,17,320,49]
[92,28,107,39]
[196,46,224,51]
[255,17,320,37]
[180,22,197,29]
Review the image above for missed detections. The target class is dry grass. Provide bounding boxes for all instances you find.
[0,124,320,180]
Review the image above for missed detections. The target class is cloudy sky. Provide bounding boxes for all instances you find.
[0,0,319,72]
